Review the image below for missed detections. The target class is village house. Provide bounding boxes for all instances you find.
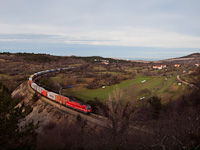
[94,59,109,65]
[174,64,180,67]
[153,65,166,70]
[102,61,109,65]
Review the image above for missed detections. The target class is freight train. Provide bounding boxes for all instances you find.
[29,67,92,114]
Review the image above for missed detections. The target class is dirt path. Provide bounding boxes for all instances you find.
[177,75,197,89]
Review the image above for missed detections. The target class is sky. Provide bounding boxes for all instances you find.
[0,0,200,60]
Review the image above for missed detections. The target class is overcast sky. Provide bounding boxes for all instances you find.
[0,0,200,60]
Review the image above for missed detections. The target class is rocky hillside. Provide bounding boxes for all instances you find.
[11,82,98,149]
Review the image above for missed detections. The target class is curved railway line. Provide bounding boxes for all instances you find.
[27,81,108,127]
[28,67,109,127]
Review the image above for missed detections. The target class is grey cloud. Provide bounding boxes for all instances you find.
[1,0,200,37]
[0,34,118,43]
[0,34,60,39]
[0,0,200,58]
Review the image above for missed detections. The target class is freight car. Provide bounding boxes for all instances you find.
[29,67,92,114]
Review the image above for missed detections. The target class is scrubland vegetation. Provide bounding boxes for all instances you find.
[0,82,37,149]
[0,52,200,149]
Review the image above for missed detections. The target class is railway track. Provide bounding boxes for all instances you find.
[27,81,109,127]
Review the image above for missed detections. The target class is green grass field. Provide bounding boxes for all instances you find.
[48,70,187,104]
[63,76,152,101]
[62,75,186,103]
[158,76,176,93]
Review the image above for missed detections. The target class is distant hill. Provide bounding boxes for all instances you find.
[179,52,200,58]
[156,52,200,64]
[69,55,131,63]
[1,52,200,64]
[0,52,134,64]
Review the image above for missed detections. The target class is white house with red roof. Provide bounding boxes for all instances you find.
[174,64,180,67]
[153,65,166,70]
[102,61,109,65]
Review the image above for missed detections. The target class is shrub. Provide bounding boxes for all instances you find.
[32,92,39,102]
[76,114,82,122]
[140,88,151,96]
[23,105,33,116]
[148,96,162,119]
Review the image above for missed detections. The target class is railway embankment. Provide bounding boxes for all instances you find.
[11,82,104,149]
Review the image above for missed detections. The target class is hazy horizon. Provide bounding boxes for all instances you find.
[1,44,199,61]
[1,49,199,61]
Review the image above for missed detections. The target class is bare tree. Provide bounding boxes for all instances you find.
[107,87,135,134]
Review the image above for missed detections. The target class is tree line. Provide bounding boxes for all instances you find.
[0,82,37,150]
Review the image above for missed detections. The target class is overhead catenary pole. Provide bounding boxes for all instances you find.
[59,86,62,109]
[56,82,62,109]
